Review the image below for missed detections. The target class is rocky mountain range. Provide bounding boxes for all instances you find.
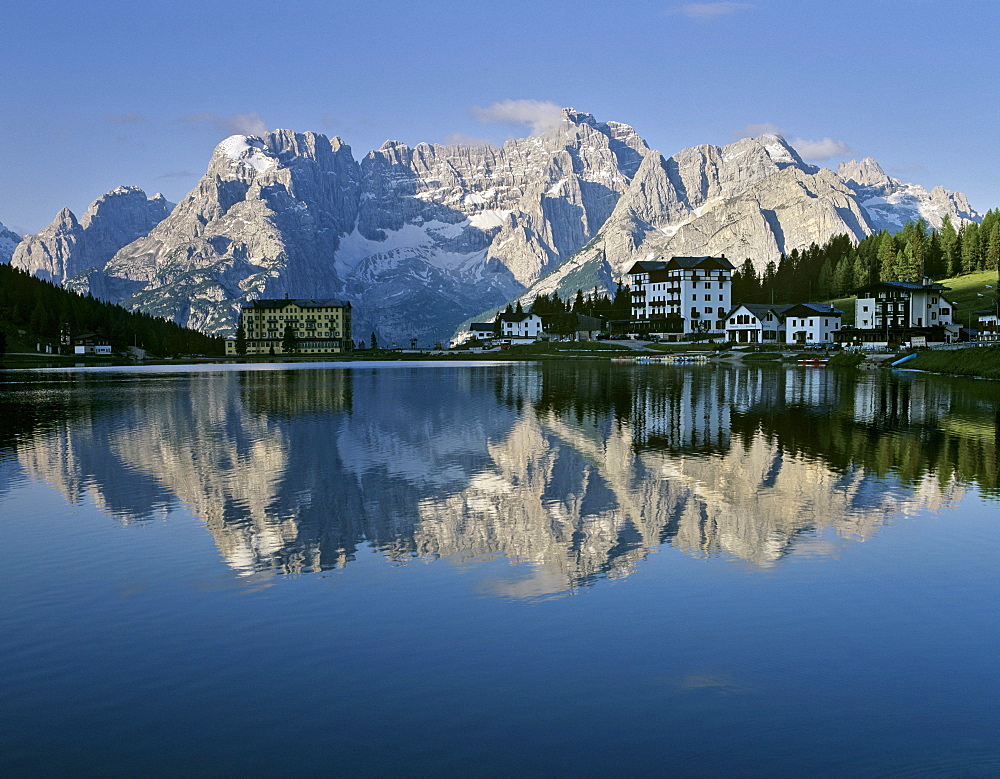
[4,110,981,343]
[10,186,172,285]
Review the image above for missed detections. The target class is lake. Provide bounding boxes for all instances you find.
[1,361,998,776]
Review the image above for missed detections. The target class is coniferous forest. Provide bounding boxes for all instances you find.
[731,210,1000,304]
[0,264,223,358]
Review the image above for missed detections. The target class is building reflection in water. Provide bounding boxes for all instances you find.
[1,363,996,594]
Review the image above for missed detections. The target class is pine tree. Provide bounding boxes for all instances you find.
[612,282,631,318]
[281,323,297,354]
[894,243,918,282]
[371,331,378,350]
[905,218,928,279]
[852,252,870,291]
[924,230,945,279]
[733,258,760,302]
[235,323,247,356]
[762,260,777,302]
[833,253,854,296]
[983,211,1000,271]
[940,215,961,276]
[817,258,835,299]
[878,232,897,281]
[514,300,524,315]
[961,221,981,273]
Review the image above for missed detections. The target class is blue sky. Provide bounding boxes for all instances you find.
[2,0,996,234]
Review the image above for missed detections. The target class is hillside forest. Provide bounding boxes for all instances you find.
[0,264,223,358]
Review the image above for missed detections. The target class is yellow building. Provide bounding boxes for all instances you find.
[225,298,352,356]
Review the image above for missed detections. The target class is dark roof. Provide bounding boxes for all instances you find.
[246,298,351,310]
[667,255,736,271]
[626,256,734,274]
[726,302,841,320]
[470,322,496,330]
[726,303,793,319]
[855,280,949,294]
[498,313,536,323]
[784,303,843,317]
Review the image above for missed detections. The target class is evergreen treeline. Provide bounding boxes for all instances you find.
[732,210,1000,304]
[0,264,223,357]
[522,283,632,320]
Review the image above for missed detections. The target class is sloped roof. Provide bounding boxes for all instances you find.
[856,280,949,294]
[498,313,537,323]
[726,303,793,320]
[246,298,351,310]
[666,255,736,271]
[626,256,734,274]
[784,303,844,317]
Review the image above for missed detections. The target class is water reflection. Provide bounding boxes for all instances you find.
[1,364,996,592]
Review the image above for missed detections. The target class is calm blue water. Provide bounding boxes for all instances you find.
[1,362,998,776]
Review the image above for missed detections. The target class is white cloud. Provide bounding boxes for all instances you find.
[790,136,854,161]
[471,99,564,135]
[674,2,755,20]
[179,111,268,136]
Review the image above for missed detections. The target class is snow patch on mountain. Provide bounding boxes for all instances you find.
[218,135,277,173]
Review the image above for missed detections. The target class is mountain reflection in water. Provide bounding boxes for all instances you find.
[2,363,997,593]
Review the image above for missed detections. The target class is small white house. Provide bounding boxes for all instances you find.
[498,313,544,341]
[72,333,112,355]
[725,304,790,344]
[783,303,843,345]
[468,322,497,341]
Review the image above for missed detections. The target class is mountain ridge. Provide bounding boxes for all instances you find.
[4,110,982,343]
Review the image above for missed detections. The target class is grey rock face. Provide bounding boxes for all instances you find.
[11,187,171,283]
[0,221,22,264]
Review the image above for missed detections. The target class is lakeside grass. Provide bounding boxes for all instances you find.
[904,346,1000,379]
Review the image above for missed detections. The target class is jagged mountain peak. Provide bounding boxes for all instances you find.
[838,157,892,189]
[55,207,79,225]
[560,107,598,126]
